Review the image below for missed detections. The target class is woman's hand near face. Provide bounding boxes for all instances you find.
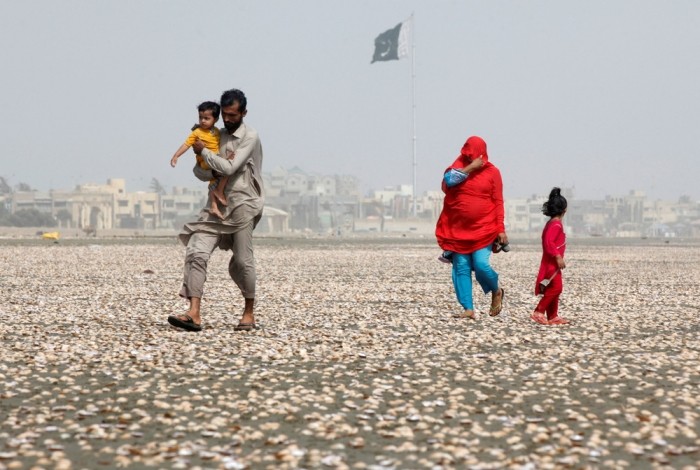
[462,156,484,173]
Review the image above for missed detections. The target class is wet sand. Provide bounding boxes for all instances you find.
[1,237,699,469]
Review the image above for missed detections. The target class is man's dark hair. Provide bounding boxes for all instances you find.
[542,187,568,217]
[220,89,247,111]
[197,101,220,119]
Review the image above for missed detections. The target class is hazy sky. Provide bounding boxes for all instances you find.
[1,0,699,201]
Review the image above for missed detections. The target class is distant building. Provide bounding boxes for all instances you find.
[160,187,208,229]
[263,166,361,233]
[4,174,700,237]
[15,179,127,230]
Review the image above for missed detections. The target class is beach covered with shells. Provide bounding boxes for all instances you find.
[1,236,700,469]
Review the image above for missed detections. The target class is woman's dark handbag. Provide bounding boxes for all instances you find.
[492,240,511,253]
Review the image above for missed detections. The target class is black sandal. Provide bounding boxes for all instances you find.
[234,322,258,331]
[167,314,202,332]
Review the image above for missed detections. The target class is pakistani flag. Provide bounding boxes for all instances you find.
[371,20,410,63]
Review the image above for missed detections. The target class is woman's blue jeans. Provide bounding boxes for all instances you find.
[451,247,499,310]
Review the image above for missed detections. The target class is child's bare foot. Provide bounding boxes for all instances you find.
[209,204,225,220]
[212,190,228,206]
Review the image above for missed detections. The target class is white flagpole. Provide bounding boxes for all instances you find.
[410,13,417,217]
[392,15,417,217]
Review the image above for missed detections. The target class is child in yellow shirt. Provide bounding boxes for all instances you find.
[170,101,231,219]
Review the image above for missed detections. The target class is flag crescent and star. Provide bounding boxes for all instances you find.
[371,20,409,63]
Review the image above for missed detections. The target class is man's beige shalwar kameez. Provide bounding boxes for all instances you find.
[178,123,264,300]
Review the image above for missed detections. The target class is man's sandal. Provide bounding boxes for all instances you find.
[234,322,259,331]
[167,314,202,332]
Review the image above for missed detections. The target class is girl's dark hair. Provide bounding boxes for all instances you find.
[197,101,221,119]
[542,187,567,217]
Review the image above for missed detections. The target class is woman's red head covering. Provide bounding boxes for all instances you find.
[460,136,488,164]
[438,134,504,253]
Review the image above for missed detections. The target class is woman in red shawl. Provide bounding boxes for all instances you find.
[435,136,508,320]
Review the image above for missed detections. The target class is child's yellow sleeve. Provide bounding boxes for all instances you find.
[183,131,198,147]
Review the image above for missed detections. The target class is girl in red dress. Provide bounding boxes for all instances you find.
[531,187,569,325]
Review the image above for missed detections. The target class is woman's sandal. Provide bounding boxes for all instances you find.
[489,288,505,316]
[548,316,570,325]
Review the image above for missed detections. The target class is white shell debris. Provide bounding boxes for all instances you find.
[1,237,700,469]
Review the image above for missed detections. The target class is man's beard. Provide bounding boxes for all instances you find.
[224,121,241,133]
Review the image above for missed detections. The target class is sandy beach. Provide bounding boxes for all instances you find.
[1,237,699,469]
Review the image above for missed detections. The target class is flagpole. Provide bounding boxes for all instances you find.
[410,13,417,217]
[371,17,417,217]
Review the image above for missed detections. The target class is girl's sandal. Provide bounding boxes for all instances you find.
[530,312,548,325]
